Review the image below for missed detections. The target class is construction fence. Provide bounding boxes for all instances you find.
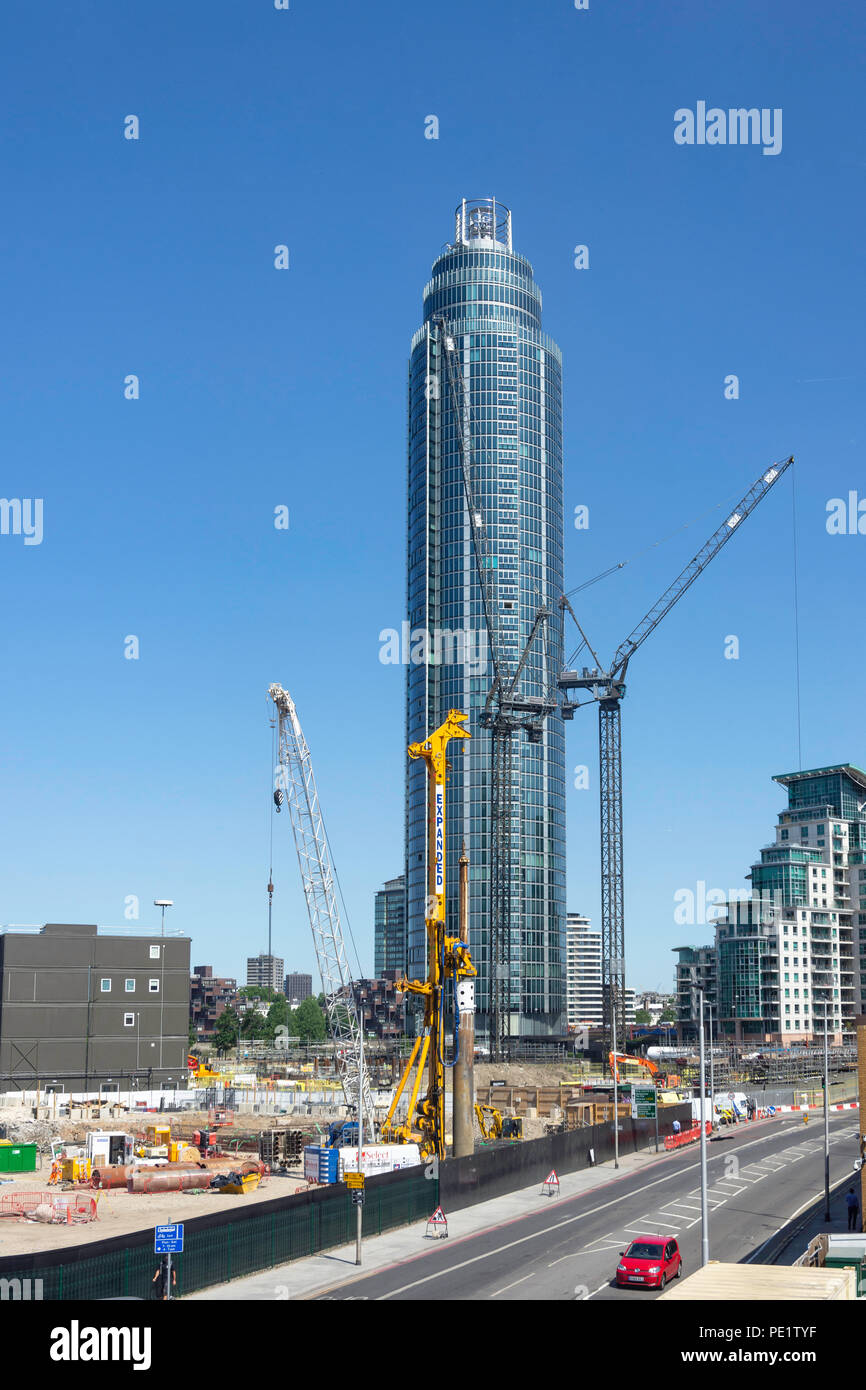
[0,1103,692,1299]
[440,1104,692,1212]
[0,1163,435,1301]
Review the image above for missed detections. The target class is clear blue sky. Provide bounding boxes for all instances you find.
[1,0,863,995]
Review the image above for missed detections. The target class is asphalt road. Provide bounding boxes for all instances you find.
[314,1113,860,1301]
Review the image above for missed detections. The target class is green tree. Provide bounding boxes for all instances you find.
[214,1006,240,1052]
[295,996,327,1042]
[660,1006,677,1022]
[188,1023,198,1048]
[635,1009,652,1025]
[264,996,291,1043]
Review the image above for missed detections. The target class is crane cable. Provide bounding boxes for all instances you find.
[791,465,803,769]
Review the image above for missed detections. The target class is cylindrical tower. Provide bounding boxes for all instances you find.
[405,198,566,1044]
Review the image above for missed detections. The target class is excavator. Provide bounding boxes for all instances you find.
[474,1103,523,1141]
[608,1052,680,1089]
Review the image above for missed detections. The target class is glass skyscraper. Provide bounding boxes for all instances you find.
[405,198,566,1041]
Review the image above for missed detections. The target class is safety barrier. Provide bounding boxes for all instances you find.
[663,1122,711,1151]
[0,1191,97,1223]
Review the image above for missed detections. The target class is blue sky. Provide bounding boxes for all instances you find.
[1,0,863,994]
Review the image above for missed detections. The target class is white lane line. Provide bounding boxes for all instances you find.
[547,1252,583,1266]
[372,1116,856,1300]
[586,1281,612,1300]
[489,1273,534,1298]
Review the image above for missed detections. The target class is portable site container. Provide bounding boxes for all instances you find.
[658,1260,856,1300]
[303,1146,339,1184]
[0,1142,37,1173]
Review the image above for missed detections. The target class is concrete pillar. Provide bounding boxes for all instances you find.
[452,842,475,1157]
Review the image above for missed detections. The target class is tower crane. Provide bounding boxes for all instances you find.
[381,710,477,1159]
[436,317,559,1061]
[559,456,794,1054]
[268,683,376,1139]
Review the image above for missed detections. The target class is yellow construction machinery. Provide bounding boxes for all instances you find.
[382,711,477,1160]
[608,1051,680,1088]
[474,1103,523,1141]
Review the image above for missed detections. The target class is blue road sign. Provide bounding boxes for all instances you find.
[154,1223,184,1253]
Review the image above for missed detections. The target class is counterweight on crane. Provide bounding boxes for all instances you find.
[381,710,477,1160]
[268,683,376,1138]
[558,456,794,1054]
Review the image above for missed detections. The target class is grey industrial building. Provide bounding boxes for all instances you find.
[0,923,191,1088]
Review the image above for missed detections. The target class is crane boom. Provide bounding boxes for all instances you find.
[268,684,375,1137]
[559,455,794,1056]
[609,457,793,678]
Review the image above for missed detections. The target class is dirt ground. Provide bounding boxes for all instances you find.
[474,1061,593,1090]
[0,1165,312,1257]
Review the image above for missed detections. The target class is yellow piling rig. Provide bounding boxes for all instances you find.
[381,710,477,1160]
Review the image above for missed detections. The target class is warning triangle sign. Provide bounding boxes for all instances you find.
[544,1170,559,1185]
[429,1205,447,1224]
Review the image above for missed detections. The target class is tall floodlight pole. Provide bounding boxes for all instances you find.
[699,990,709,1266]
[611,985,620,1170]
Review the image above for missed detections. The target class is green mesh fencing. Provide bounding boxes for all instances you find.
[0,1165,436,1301]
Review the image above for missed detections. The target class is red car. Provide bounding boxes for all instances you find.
[616,1235,683,1290]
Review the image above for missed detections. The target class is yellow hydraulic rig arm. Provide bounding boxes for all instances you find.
[382,710,477,1161]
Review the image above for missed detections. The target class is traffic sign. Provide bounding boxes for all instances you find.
[351,1190,365,1206]
[154,1223,184,1254]
[631,1084,656,1119]
[345,1172,365,1189]
[428,1205,447,1225]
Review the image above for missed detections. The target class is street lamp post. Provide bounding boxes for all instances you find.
[154,902,172,1079]
[823,1007,831,1221]
[699,990,709,1267]
[707,1000,715,1126]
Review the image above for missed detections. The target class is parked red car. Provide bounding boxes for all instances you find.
[616,1235,682,1289]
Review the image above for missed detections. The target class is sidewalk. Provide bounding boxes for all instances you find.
[187,1140,678,1300]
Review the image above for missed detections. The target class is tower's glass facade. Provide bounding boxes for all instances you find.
[405,199,566,1040]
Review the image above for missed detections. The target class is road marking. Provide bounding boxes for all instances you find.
[489,1273,533,1298]
[586,1281,611,1300]
[365,1116,856,1301]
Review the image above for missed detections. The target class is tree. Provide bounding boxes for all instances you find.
[660,1006,677,1023]
[264,996,291,1043]
[635,1008,652,1025]
[213,1006,240,1052]
[295,996,327,1042]
[188,1023,198,1048]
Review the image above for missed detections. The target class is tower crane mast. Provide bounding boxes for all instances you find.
[437,318,559,1060]
[268,683,376,1138]
[559,456,794,1053]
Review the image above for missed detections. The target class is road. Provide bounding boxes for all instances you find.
[314,1113,859,1300]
